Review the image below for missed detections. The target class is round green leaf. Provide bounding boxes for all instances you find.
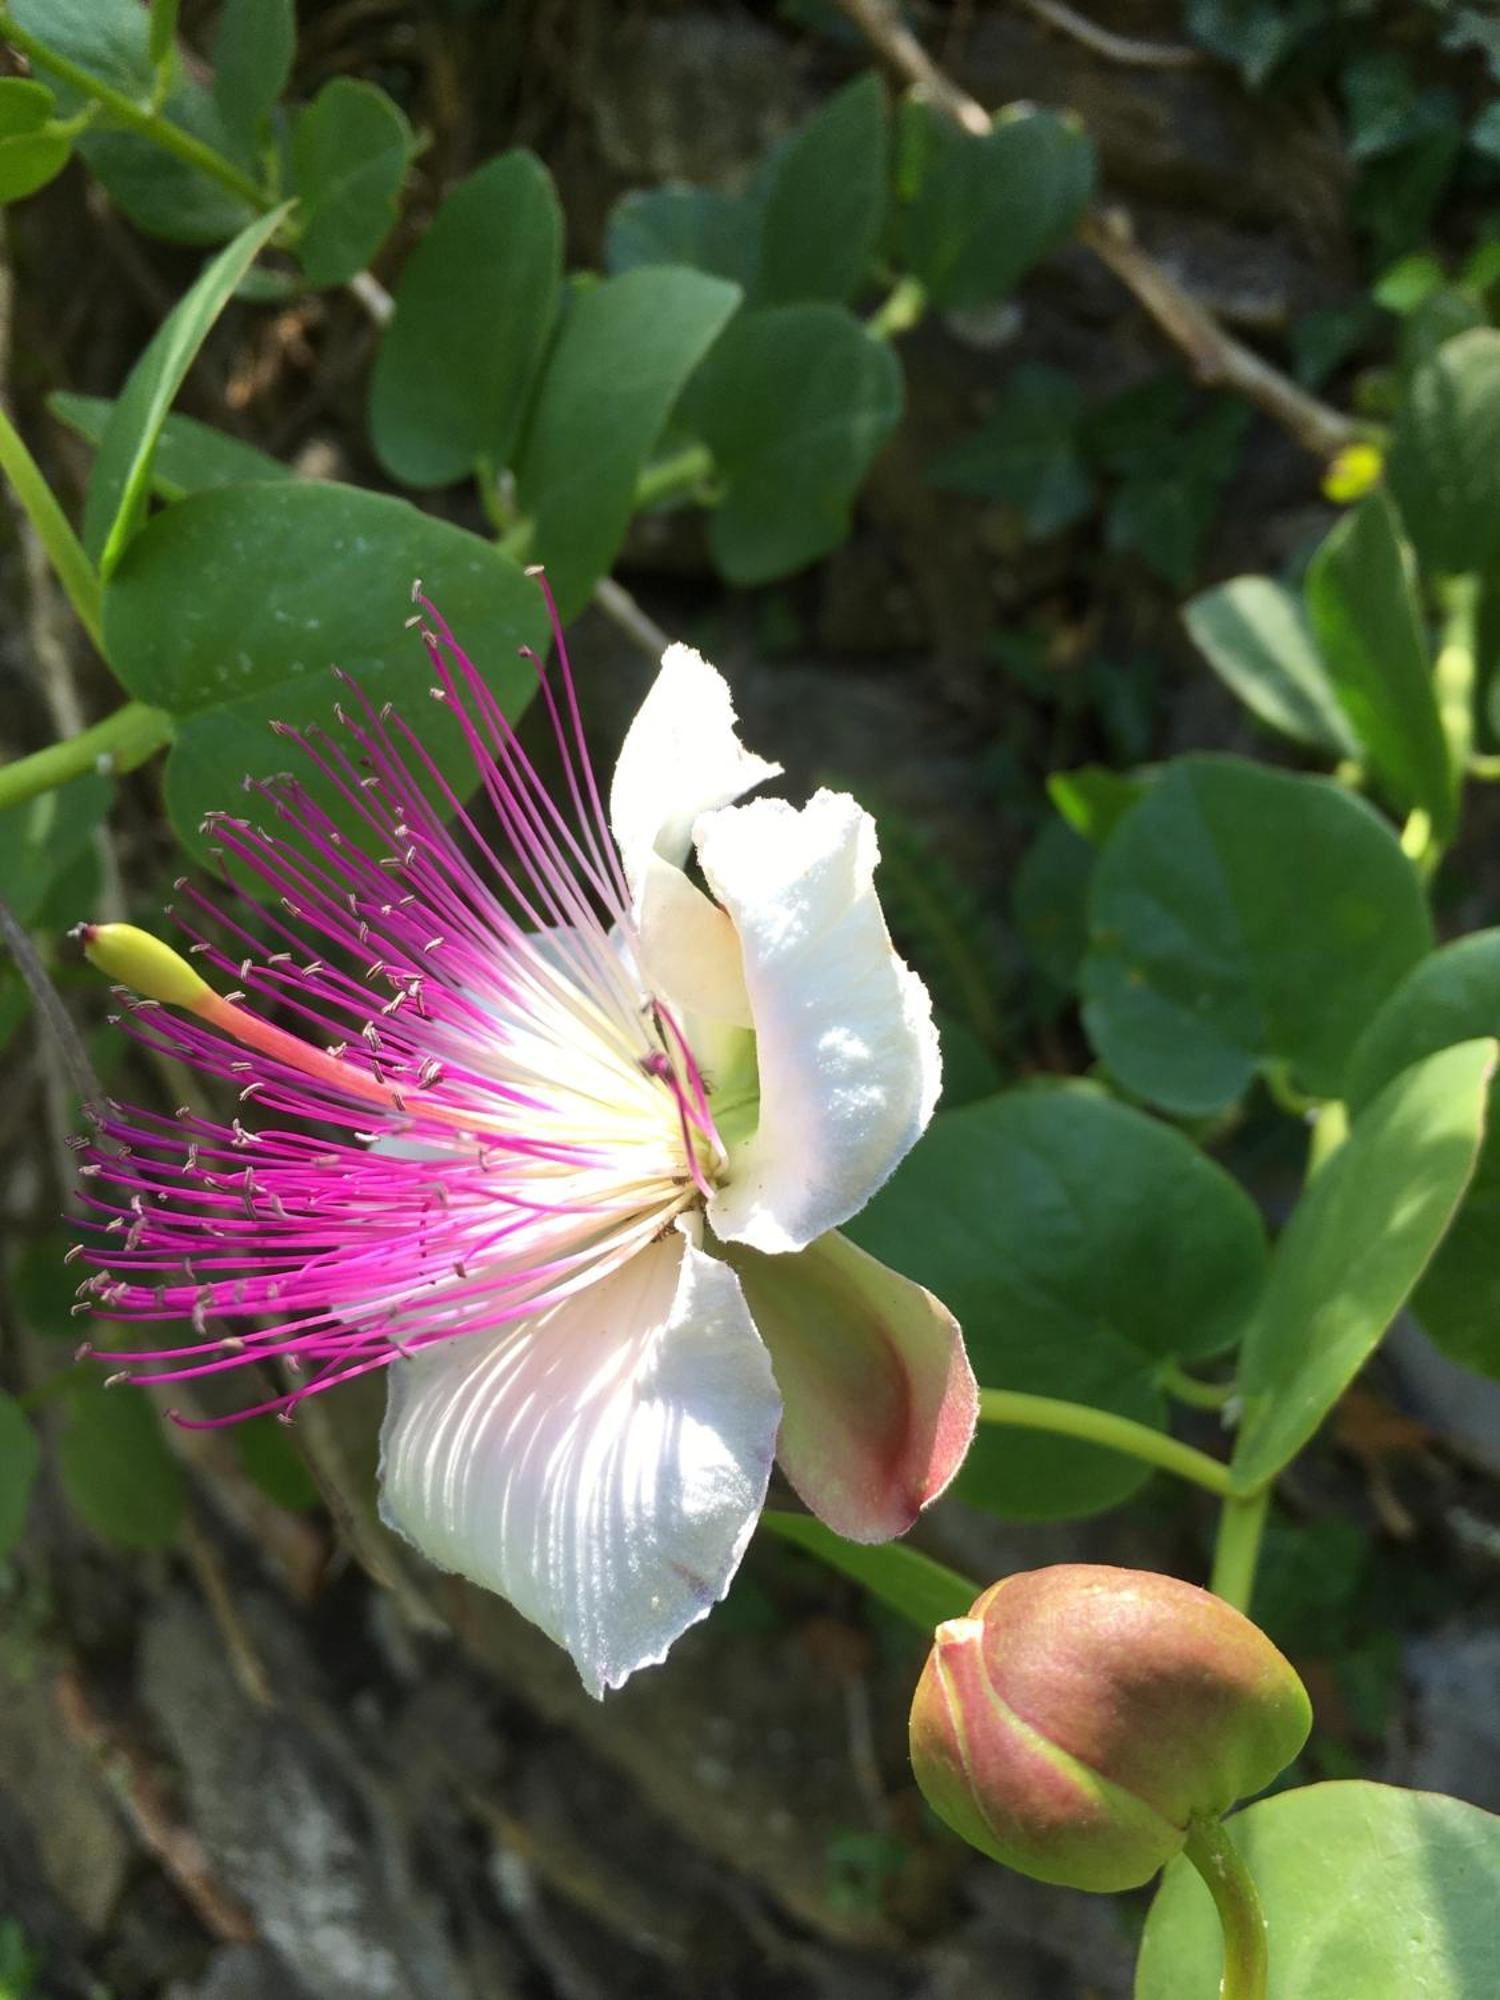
[213,0,294,156]
[1388,326,1500,576]
[0,1391,41,1559]
[682,303,902,585]
[604,186,760,287]
[234,1416,319,1513]
[370,152,563,488]
[291,79,412,287]
[847,1087,1265,1519]
[1232,1038,1493,1490]
[1081,756,1433,1117]
[896,100,1094,309]
[1137,1782,1500,1999]
[0,77,71,204]
[1305,492,1455,835]
[1182,574,1359,757]
[1012,817,1092,993]
[1346,931,1500,1378]
[755,72,888,307]
[58,1376,186,1551]
[101,480,544,716]
[514,265,741,616]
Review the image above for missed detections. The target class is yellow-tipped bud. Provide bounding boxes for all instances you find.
[1321,441,1384,504]
[75,923,213,1009]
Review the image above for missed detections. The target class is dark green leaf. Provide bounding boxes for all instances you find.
[291,79,411,288]
[370,151,563,488]
[234,1417,320,1512]
[52,390,293,498]
[96,481,547,848]
[83,81,258,246]
[1183,575,1359,757]
[213,0,295,156]
[928,364,1093,537]
[1183,0,1321,85]
[1345,931,1500,1378]
[755,72,887,306]
[1012,817,1092,992]
[849,1087,1266,1519]
[1139,1782,1500,1999]
[514,266,740,615]
[1306,492,1455,833]
[58,1375,186,1550]
[102,480,543,716]
[8,0,155,96]
[761,1510,974,1630]
[895,99,1094,310]
[604,186,761,287]
[0,77,71,204]
[0,1392,40,1559]
[147,0,179,70]
[1388,327,1500,576]
[1081,756,1432,1116]
[1232,1039,1492,1489]
[82,204,290,576]
[683,303,902,584]
[0,773,112,925]
[1103,399,1250,590]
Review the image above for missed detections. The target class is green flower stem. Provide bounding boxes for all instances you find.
[0,403,104,652]
[1208,1487,1269,1614]
[1182,1814,1269,2000]
[868,273,928,340]
[0,701,173,812]
[0,12,267,212]
[1159,1361,1234,1411]
[977,1390,1233,1497]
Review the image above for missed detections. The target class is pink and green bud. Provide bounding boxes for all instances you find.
[909,1564,1311,1892]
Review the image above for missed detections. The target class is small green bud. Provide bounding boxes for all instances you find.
[908,1564,1311,1892]
[74,922,213,1010]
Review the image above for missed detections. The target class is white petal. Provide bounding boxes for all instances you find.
[609,644,780,880]
[697,790,941,1255]
[377,1220,780,1696]
[634,848,752,1027]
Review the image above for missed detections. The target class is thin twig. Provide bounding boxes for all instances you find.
[835,0,1359,459]
[0,893,102,1107]
[53,1663,259,1944]
[1016,0,1203,70]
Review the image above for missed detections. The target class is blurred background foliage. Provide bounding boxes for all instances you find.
[4,2,1500,1996]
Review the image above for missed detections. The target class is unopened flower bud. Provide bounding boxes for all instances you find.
[909,1564,1311,1892]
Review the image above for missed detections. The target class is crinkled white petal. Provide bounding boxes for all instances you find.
[696,789,941,1255]
[377,1218,780,1696]
[609,643,780,882]
[634,848,752,1027]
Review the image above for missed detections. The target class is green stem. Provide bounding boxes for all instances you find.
[977,1389,1233,1497]
[0,701,173,811]
[1306,1098,1348,1179]
[1435,572,1478,798]
[0,403,104,651]
[1,12,267,211]
[634,441,715,511]
[1159,1361,1233,1411]
[868,273,928,340]
[1209,1487,1269,1613]
[1182,1815,1269,2000]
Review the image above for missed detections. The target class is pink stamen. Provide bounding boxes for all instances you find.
[72,580,739,1423]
